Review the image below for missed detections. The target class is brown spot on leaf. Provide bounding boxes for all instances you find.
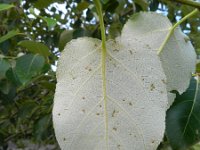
[129,50,133,55]
[82,96,85,100]
[85,66,92,72]
[113,49,119,52]
[113,127,117,131]
[63,138,66,141]
[96,113,100,116]
[150,84,155,91]
[161,79,166,84]
[82,109,86,113]
[129,102,133,106]
[58,113,61,116]
[111,110,119,117]
[146,44,151,49]
[117,144,121,149]
[184,37,190,42]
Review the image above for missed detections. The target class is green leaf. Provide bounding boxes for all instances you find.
[33,115,51,141]
[40,17,57,29]
[18,40,50,57]
[18,101,38,119]
[149,0,159,11]
[58,30,73,51]
[6,68,21,86]
[0,29,20,43]
[0,58,10,79]
[196,63,200,73]
[103,0,119,13]
[34,0,54,9]
[190,142,200,150]
[101,0,109,4]
[0,3,14,11]
[77,2,89,11]
[134,0,149,11]
[108,22,122,39]
[15,54,45,85]
[166,78,200,149]
[0,79,12,94]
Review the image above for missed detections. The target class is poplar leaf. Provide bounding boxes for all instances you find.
[123,12,196,107]
[53,12,196,150]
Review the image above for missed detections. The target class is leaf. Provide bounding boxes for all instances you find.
[196,63,200,73]
[34,0,54,9]
[0,29,20,43]
[0,58,10,79]
[18,40,50,57]
[103,0,119,13]
[0,3,14,11]
[40,17,57,29]
[0,79,12,94]
[190,142,200,150]
[7,54,45,85]
[53,12,196,150]
[15,54,45,85]
[58,30,74,51]
[6,68,21,86]
[53,12,173,150]
[108,22,122,39]
[160,29,196,107]
[123,12,196,107]
[33,115,51,141]
[149,0,159,11]
[18,100,38,119]
[77,2,89,11]
[166,78,200,150]
[134,0,149,11]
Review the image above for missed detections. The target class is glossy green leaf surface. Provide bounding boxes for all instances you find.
[15,54,45,85]
[166,78,200,150]
[0,3,14,11]
[18,40,50,57]
[0,30,20,43]
[6,54,45,86]
[0,58,10,79]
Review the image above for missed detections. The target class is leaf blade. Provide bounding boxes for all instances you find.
[166,78,200,149]
[0,29,20,43]
[18,40,50,57]
[0,3,14,11]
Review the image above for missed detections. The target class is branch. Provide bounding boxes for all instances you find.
[166,0,200,9]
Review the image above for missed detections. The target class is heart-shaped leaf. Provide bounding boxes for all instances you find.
[53,12,196,150]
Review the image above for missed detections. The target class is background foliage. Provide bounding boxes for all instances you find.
[0,0,200,149]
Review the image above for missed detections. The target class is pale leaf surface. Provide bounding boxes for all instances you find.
[123,12,196,107]
[53,13,169,149]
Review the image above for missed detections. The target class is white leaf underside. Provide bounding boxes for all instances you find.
[53,12,196,150]
[123,13,196,107]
